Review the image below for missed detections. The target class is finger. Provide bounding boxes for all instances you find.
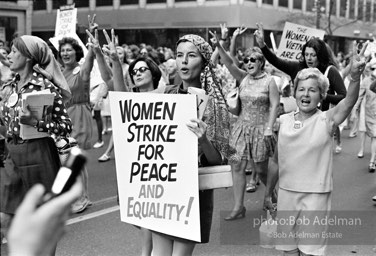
[241,27,247,33]
[91,13,96,24]
[103,29,111,45]
[87,15,91,25]
[359,41,368,56]
[95,29,98,41]
[111,29,115,45]
[15,184,45,215]
[85,30,95,41]
[352,41,358,57]
[208,30,216,38]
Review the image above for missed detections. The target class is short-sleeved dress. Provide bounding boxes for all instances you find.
[230,72,275,163]
[63,66,94,149]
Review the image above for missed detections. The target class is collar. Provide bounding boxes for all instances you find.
[15,72,46,91]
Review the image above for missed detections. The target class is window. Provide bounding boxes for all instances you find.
[306,0,315,12]
[175,0,196,2]
[293,0,302,10]
[53,0,67,9]
[120,0,139,4]
[279,0,288,7]
[349,0,355,18]
[339,0,346,17]
[357,0,364,19]
[263,0,273,5]
[73,0,89,8]
[96,0,113,7]
[365,0,372,21]
[147,0,166,3]
[33,0,46,10]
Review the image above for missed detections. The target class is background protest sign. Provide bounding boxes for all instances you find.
[109,92,201,242]
[277,22,325,61]
[49,6,88,55]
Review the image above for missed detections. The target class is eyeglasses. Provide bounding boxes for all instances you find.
[130,66,150,76]
[243,57,258,64]
[370,67,376,71]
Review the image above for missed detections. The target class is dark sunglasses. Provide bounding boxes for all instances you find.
[131,66,150,76]
[370,67,376,71]
[243,57,258,64]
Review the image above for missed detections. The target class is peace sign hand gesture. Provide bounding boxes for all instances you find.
[209,30,220,47]
[102,29,119,62]
[349,41,368,81]
[253,22,265,48]
[232,25,247,38]
[85,29,101,55]
[220,23,228,40]
[87,14,98,33]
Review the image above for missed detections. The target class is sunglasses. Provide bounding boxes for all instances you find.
[370,67,376,71]
[243,57,258,64]
[131,66,150,76]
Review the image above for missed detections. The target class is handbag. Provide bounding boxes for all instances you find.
[226,87,241,116]
[198,165,233,190]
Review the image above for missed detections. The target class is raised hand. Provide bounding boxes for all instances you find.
[209,30,220,46]
[102,29,119,62]
[232,25,247,38]
[220,23,229,40]
[349,41,368,80]
[86,29,101,54]
[253,22,265,48]
[87,14,98,33]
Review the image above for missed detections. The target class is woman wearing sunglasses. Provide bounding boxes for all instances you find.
[128,57,162,92]
[210,31,280,221]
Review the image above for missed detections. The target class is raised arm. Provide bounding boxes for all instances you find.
[102,29,128,92]
[209,30,246,83]
[86,29,113,86]
[229,26,247,68]
[254,22,300,79]
[80,14,98,81]
[328,42,368,126]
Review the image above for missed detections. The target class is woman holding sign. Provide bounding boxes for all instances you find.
[0,35,72,242]
[87,28,163,256]
[149,34,232,255]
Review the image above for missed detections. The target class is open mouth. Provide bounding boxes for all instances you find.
[301,99,311,105]
[180,68,189,74]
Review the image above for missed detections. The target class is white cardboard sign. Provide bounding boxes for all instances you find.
[277,22,325,61]
[109,92,201,242]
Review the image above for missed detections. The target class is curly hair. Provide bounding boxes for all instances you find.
[244,47,266,70]
[128,57,161,90]
[58,37,84,62]
[293,68,329,100]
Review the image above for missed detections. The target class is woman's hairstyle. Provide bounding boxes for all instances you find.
[116,46,128,64]
[301,38,330,73]
[58,37,84,62]
[11,37,34,64]
[244,47,266,70]
[293,68,329,100]
[128,57,161,90]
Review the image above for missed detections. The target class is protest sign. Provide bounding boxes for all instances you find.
[54,8,77,38]
[109,92,201,242]
[49,6,88,55]
[277,22,325,61]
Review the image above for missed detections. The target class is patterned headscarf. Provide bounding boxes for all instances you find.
[177,34,235,161]
[20,35,71,103]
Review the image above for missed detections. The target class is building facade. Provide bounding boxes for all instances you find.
[1,0,376,54]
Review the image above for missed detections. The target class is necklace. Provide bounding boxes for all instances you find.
[293,109,318,129]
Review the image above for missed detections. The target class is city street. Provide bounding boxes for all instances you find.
[1,128,376,256]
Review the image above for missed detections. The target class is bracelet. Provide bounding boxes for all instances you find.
[348,75,360,82]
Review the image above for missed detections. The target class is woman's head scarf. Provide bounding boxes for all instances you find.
[20,35,71,103]
[177,34,235,161]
